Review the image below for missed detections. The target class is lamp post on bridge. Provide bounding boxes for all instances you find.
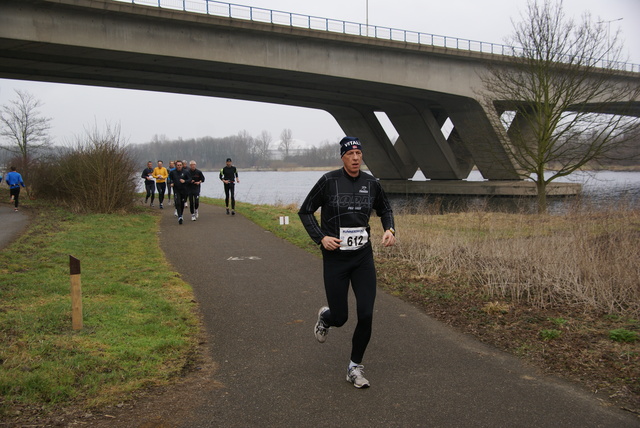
[596,17,623,65]
[366,0,369,37]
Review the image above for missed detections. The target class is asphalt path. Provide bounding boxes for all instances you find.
[0,201,29,248]
[159,201,638,427]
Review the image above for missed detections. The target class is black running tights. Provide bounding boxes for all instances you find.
[174,191,187,217]
[224,182,235,209]
[156,182,166,205]
[321,245,376,364]
[145,181,155,203]
[189,193,199,214]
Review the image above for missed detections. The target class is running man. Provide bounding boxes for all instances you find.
[141,161,155,206]
[153,160,168,209]
[5,166,25,212]
[219,157,239,215]
[298,136,396,389]
[188,160,205,221]
[169,160,191,225]
[166,160,176,205]
[182,160,189,211]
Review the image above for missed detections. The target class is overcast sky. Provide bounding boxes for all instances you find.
[0,0,638,148]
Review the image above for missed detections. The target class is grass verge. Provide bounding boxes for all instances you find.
[0,203,199,420]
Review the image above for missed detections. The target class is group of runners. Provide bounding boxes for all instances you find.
[141,158,239,224]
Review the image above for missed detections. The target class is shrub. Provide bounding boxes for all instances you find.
[30,123,138,213]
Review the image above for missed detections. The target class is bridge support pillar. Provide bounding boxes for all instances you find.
[441,98,523,180]
[327,106,413,179]
[384,102,473,179]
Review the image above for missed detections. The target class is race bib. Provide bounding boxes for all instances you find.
[339,227,368,251]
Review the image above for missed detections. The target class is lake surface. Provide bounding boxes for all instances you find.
[195,169,640,213]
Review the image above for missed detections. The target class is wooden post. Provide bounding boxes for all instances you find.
[69,255,83,330]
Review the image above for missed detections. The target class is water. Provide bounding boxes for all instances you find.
[196,169,640,212]
[200,170,327,205]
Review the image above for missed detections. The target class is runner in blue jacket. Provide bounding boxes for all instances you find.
[5,166,25,211]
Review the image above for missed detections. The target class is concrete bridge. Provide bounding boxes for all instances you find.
[1,0,638,195]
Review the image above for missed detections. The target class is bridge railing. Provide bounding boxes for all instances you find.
[114,0,640,73]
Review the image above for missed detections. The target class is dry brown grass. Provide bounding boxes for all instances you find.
[371,204,640,412]
[373,206,640,317]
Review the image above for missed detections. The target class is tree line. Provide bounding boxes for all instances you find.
[129,130,342,170]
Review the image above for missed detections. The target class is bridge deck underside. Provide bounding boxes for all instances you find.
[0,0,637,195]
[0,37,520,182]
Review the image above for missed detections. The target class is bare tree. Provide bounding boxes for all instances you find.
[480,0,640,212]
[0,90,53,172]
[255,130,272,166]
[278,128,294,159]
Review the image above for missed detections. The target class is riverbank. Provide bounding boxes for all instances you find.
[195,169,640,209]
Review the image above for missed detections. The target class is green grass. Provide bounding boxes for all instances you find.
[201,197,320,255]
[0,204,198,414]
[609,328,639,343]
[540,329,562,340]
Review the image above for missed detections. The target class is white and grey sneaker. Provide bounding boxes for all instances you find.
[314,306,330,343]
[174,209,178,217]
[346,365,370,389]
[191,214,196,221]
[195,209,199,219]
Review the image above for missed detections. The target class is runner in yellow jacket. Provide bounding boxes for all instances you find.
[153,160,169,209]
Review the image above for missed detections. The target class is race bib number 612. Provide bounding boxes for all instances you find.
[339,227,368,251]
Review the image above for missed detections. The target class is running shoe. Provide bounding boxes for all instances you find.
[178,216,183,225]
[195,209,198,218]
[231,210,235,216]
[174,209,178,217]
[314,306,330,343]
[191,214,196,221]
[150,203,154,207]
[226,208,230,215]
[346,365,370,389]
[14,208,18,212]
[160,203,163,209]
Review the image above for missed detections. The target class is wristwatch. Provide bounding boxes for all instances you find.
[387,228,395,236]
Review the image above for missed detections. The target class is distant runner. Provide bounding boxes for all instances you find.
[169,161,191,225]
[188,160,205,221]
[153,160,168,209]
[219,158,239,215]
[298,137,396,389]
[141,161,155,207]
[167,160,176,206]
[5,166,26,212]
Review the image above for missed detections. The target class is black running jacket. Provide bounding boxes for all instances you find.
[298,168,395,247]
